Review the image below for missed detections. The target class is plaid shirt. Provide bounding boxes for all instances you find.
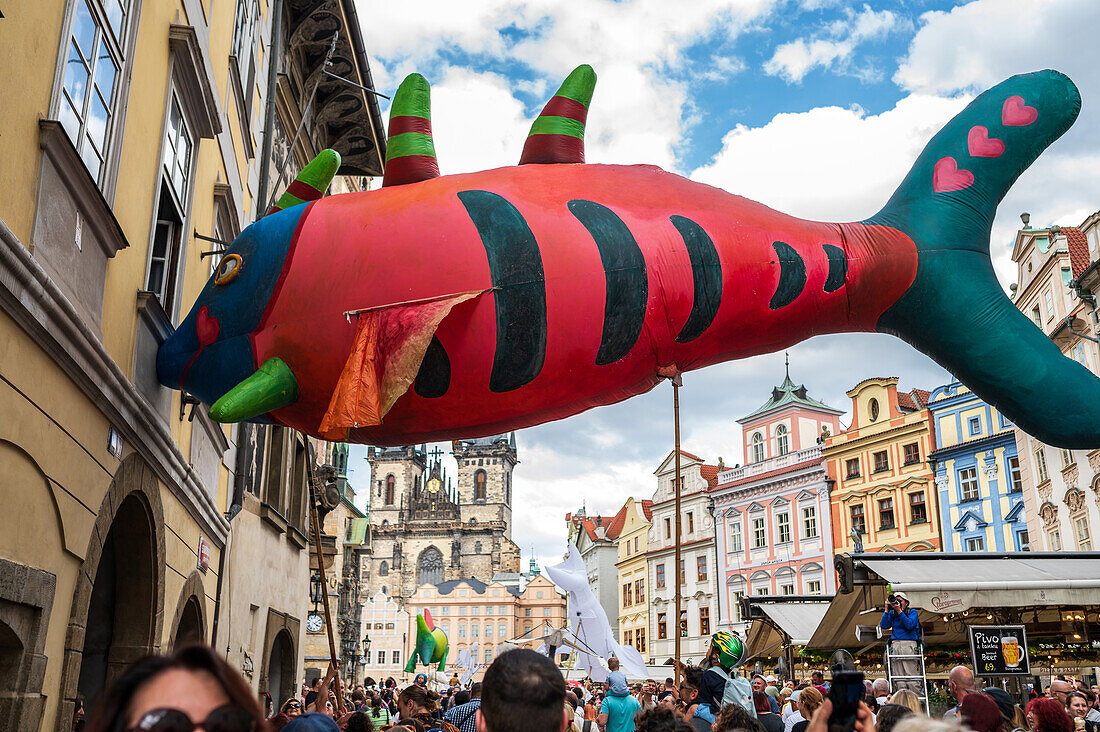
[444,698,481,732]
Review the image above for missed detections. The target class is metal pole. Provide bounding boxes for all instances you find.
[673,376,683,687]
[306,440,347,715]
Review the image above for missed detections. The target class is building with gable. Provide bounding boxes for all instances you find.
[360,436,522,604]
[646,450,719,665]
[927,381,1026,552]
[712,366,842,630]
[615,496,654,661]
[1009,215,1100,551]
[566,503,628,639]
[824,378,939,554]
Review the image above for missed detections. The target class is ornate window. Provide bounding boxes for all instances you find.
[417,547,444,586]
[385,475,395,505]
[379,561,388,576]
[775,424,789,456]
[752,433,764,463]
[474,470,487,500]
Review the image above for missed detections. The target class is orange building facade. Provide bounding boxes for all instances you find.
[824,377,940,554]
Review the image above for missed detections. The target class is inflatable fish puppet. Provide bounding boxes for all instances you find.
[405,609,448,673]
[156,66,1100,448]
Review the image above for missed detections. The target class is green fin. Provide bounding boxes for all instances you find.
[209,358,299,423]
[266,149,341,216]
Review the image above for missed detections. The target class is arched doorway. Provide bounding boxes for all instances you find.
[266,630,295,709]
[0,620,24,695]
[174,597,204,647]
[417,547,444,586]
[76,491,159,712]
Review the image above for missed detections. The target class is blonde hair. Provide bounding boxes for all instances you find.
[887,689,922,714]
[798,686,823,716]
[893,718,959,732]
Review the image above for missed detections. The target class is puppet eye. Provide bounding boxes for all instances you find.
[214,254,242,285]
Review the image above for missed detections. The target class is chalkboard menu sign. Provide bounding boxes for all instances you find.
[968,625,1030,676]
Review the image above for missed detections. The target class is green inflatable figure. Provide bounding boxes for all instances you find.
[405,609,449,673]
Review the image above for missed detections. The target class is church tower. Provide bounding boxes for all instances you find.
[453,433,517,528]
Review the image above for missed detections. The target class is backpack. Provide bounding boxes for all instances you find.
[710,667,756,719]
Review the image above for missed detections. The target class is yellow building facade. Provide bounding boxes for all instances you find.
[0,0,382,727]
[824,378,940,556]
[615,497,653,663]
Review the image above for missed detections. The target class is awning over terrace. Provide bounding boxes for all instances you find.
[807,552,1100,650]
[743,597,832,659]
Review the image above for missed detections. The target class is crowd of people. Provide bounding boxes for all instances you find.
[77,637,1100,732]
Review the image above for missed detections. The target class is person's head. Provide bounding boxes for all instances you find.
[478,649,567,732]
[752,691,772,715]
[665,678,675,689]
[471,682,483,700]
[1050,679,1074,705]
[634,707,695,732]
[892,720,959,732]
[398,685,442,717]
[811,671,824,685]
[798,686,823,718]
[565,691,579,711]
[874,704,914,732]
[872,678,891,698]
[1028,697,1073,732]
[282,697,305,717]
[84,644,265,732]
[765,685,779,700]
[353,688,367,703]
[886,689,922,714]
[888,591,910,612]
[982,687,1016,725]
[346,711,375,732]
[608,657,620,671]
[961,690,1004,732]
[413,673,428,688]
[947,665,976,702]
[313,677,324,690]
[455,690,471,706]
[713,702,766,732]
[1067,692,1089,719]
[751,674,766,692]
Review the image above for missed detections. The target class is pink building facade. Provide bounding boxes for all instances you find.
[712,369,842,631]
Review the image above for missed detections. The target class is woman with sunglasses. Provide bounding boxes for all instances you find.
[85,644,264,732]
[270,698,305,730]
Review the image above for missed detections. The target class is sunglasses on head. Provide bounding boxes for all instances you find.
[128,704,255,732]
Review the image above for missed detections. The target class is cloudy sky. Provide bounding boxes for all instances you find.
[345,0,1100,570]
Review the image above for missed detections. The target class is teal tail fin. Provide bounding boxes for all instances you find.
[869,70,1099,448]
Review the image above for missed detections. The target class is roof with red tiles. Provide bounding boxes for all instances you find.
[700,464,720,489]
[641,500,654,521]
[897,389,931,412]
[567,502,630,543]
[1065,227,1092,279]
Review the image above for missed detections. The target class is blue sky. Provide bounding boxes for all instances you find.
[349,0,1100,569]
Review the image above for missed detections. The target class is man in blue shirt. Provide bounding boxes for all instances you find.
[598,688,641,732]
[446,682,482,732]
[880,591,922,693]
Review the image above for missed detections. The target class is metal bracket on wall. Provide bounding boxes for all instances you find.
[179,391,201,422]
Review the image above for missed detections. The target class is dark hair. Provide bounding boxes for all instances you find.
[399,684,442,713]
[84,644,264,732]
[713,703,765,732]
[874,704,914,732]
[353,688,367,703]
[682,665,705,689]
[634,707,693,732]
[346,711,375,732]
[481,649,566,732]
[752,691,772,714]
[665,678,674,686]
[454,691,471,706]
[471,682,483,698]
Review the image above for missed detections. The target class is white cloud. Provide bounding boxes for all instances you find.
[764,4,903,82]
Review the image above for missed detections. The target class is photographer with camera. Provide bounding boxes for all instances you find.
[879,592,922,693]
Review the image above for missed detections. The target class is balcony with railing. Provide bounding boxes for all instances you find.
[717,445,823,486]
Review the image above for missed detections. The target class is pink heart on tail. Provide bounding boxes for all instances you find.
[932,157,974,193]
[195,306,220,347]
[967,126,1004,157]
[1002,95,1037,126]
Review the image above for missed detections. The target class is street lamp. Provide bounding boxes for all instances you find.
[363,634,372,657]
[310,571,323,611]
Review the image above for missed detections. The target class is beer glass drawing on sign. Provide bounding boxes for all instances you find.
[1001,636,1021,668]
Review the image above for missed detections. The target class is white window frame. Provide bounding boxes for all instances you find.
[1035,449,1049,482]
[959,467,980,502]
[1075,516,1092,551]
[802,505,818,539]
[1044,289,1055,322]
[1008,457,1023,492]
[806,580,822,595]
[775,424,789,456]
[752,517,766,549]
[776,512,791,544]
[728,519,743,553]
[752,432,764,463]
[965,536,984,552]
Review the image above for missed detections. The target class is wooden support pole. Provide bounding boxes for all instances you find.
[306,439,347,715]
[673,375,683,688]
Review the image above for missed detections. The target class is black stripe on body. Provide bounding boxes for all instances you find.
[414,336,451,398]
[567,200,649,365]
[822,244,848,293]
[769,241,806,310]
[670,215,723,343]
[457,190,547,392]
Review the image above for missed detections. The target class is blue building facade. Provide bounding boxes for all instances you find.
[927,382,1028,553]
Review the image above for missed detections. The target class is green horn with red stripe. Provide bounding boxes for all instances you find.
[519,64,596,165]
[383,73,440,187]
[266,149,341,216]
